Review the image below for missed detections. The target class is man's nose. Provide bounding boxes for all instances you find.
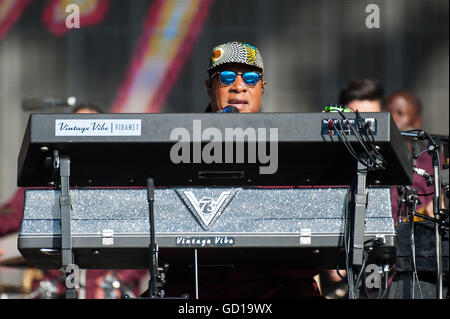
[229,74,247,92]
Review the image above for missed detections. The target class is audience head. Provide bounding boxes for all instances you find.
[385,90,423,131]
[339,78,384,112]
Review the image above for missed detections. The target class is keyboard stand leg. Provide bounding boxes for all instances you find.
[55,152,78,299]
[147,178,166,298]
[348,160,368,299]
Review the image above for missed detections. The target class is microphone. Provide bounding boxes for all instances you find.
[22,97,77,111]
[400,130,426,140]
[217,105,240,113]
[401,130,449,144]
[413,166,434,186]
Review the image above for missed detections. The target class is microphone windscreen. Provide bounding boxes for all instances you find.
[218,105,240,113]
[21,97,71,111]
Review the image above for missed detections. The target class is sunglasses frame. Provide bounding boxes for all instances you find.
[210,71,263,87]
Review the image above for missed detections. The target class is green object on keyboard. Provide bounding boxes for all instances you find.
[323,105,352,113]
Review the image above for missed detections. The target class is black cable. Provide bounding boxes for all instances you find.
[379,269,390,299]
[346,121,379,166]
[390,272,400,299]
[335,254,347,281]
[334,120,361,159]
[358,242,388,299]
[337,111,376,162]
[335,269,347,281]
[352,110,386,166]
[358,235,397,300]
[375,269,384,299]
[364,123,387,168]
[361,262,382,300]
[362,264,370,298]
[335,110,386,170]
[354,252,368,294]
[360,241,379,299]
[343,188,356,298]
[417,192,435,197]
[410,200,424,299]
[373,266,391,300]
[350,111,376,159]
[353,110,386,169]
[333,121,370,167]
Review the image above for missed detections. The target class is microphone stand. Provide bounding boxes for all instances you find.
[429,137,444,299]
[146,178,166,298]
[403,131,447,299]
[407,186,419,298]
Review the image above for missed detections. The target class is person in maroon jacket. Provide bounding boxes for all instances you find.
[0,187,25,238]
[0,104,103,237]
[384,90,435,221]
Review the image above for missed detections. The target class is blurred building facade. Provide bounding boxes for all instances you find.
[0,0,448,201]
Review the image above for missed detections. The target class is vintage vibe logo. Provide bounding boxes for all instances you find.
[55,119,141,136]
[176,189,238,230]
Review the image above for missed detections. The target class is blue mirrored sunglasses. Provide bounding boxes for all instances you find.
[211,71,262,86]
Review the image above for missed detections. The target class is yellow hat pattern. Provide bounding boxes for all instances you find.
[208,41,264,71]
